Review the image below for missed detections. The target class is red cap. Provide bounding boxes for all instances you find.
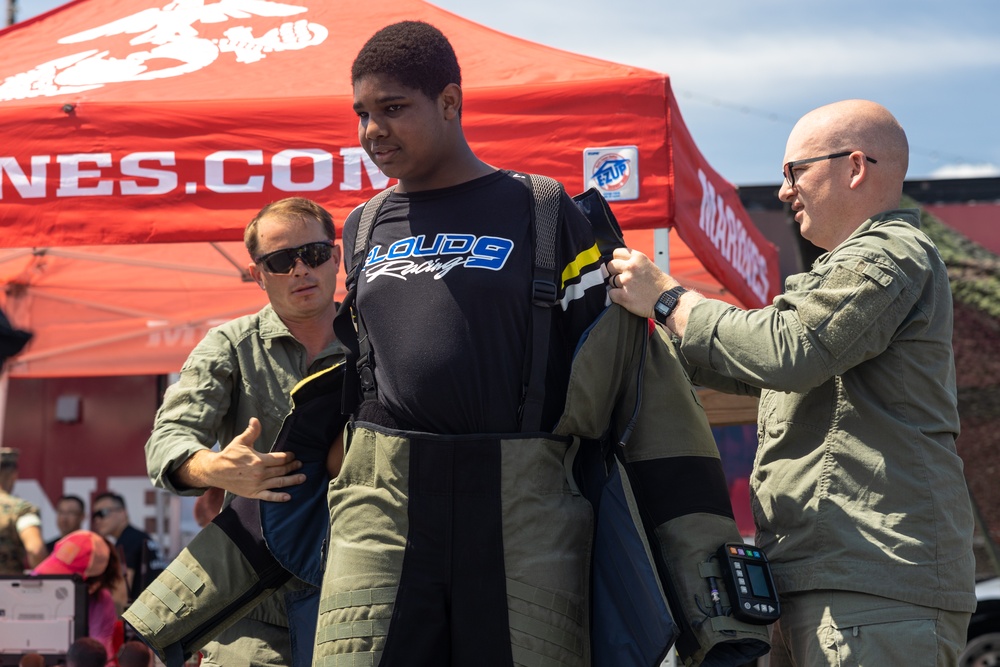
[33,530,110,579]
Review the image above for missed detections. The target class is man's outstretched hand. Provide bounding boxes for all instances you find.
[174,418,306,502]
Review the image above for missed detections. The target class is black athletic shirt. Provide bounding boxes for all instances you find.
[343,170,608,434]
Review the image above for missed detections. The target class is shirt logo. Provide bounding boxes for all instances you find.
[363,234,514,281]
[0,0,328,101]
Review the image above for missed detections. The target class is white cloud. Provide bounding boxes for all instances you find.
[580,33,1000,105]
[433,1,1000,109]
[929,163,1000,179]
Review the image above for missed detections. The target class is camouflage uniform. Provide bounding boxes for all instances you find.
[0,448,41,575]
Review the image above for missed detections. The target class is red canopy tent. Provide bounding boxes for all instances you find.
[0,0,780,378]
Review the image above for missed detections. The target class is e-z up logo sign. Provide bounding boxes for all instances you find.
[583,146,639,201]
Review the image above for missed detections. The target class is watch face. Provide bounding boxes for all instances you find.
[654,287,685,323]
[654,294,676,323]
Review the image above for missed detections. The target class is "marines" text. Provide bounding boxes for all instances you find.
[0,147,388,199]
[698,169,770,302]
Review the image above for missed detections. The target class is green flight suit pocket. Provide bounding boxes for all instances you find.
[797,260,899,358]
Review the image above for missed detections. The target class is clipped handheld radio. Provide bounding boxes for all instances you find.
[716,543,781,624]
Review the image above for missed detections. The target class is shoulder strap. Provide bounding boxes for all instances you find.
[519,174,563,432]
[336,187,394,413]
[339,179,565,428]
[348,186,395,286]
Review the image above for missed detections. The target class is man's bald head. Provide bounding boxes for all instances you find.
[780,100,911,250]
[792,100,908,196]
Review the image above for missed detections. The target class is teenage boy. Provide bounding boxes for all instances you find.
[315,20,610,666]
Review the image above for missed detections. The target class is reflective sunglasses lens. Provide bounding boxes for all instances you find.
[301,242,333,268]
[258,242,332,273]
[262,249,297,274]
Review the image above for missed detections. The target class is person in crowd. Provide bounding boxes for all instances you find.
[33,529,124,663]
[192,486,224,529]
[0,447,46,574]
[145,197,346,666]
[64,637,107,667]
[46,494,86,553]
[90,492,165,605]
[312,21,612,666]
[606,99,976,666]
[116,640,153,667]
[18,653,45,667]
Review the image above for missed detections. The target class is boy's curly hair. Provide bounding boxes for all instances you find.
[351,21,461,101]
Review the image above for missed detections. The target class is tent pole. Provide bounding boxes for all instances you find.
[654,227,672,274]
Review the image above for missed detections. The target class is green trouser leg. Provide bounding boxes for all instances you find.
[313,427,592,667]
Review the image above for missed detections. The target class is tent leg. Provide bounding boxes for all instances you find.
[654,227,672,273]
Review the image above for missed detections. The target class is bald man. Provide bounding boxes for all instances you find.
[607,100,975,666]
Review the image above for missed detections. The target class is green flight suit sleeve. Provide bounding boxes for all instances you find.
[145,329,238,496]
[681,242,911,394]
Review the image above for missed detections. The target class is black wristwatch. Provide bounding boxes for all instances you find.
[653,286,688,324]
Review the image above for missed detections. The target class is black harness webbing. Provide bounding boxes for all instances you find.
[519,174,562,432]
[333,186,394,416]
[334,174,564,432]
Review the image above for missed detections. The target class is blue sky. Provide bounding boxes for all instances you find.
[13,0,1000,186]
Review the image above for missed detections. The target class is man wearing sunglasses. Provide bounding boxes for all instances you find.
[91,491,166,606]
[606,100,974,666]
[145,197,345,667]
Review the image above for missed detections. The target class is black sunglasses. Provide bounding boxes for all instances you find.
[783,151,877,188]
[254,240,335,274]
[92,507,121,519]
